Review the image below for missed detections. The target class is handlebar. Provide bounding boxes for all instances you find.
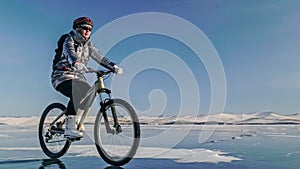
[86,67,113,78]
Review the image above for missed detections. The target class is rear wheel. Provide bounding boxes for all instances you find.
[38,103,71,158]
[94,99,140,166]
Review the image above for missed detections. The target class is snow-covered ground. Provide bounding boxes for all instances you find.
[1,112,299,126]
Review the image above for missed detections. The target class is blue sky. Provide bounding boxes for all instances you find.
[0,0,299,116]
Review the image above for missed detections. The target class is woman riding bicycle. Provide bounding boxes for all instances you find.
[51,16,123,139]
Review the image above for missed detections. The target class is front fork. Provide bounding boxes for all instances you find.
[100,100,122,134]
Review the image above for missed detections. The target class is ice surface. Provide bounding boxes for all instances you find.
[0,123,299,168]
[0,145,241,164]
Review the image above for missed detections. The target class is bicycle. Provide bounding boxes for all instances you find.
[38,68,140,166]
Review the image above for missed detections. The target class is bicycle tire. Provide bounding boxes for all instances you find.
[38,103,71,158]
[94,99,140,166]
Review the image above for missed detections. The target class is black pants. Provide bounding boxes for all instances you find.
[56,79,91,115]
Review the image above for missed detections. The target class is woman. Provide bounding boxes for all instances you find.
[51,16,122,138]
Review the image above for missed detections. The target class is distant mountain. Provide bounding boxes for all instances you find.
[137,112,300,125]
[0,112,300,125]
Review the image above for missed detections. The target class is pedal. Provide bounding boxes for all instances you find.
[68,137,82,142]
[51,129,64,134]
[65,135,82,142]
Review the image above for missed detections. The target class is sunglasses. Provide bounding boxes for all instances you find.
[80,26,92,31]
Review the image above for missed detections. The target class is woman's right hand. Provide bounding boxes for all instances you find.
[113,65,123,75]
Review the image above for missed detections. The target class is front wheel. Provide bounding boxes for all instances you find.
[38,103,71,158]
[94,99,140,166]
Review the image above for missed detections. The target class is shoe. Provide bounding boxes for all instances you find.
[64,115,83,139]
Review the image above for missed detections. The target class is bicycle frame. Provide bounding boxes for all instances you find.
[76,73,110,131]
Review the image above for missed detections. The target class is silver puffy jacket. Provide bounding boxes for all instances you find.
[51,30,115,89]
